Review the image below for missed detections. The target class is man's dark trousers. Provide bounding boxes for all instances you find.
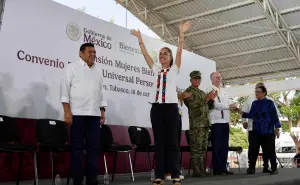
[248,130,269,169]
[211,123,229,174]
[248,131,259,169]
[71,116,100,185]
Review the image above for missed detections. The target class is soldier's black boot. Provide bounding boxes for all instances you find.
[192,158,205,178]
[192,167,205,177]
[199,158,212,177]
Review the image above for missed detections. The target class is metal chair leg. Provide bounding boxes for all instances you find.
[210,153,213,173]
[132,150,137,172]
[147,151,151,170]
[16,153,23,185]
[180,152,183,167]
[112,152,118,181]
[236,152,240,172]
[50,151,55,185]
[128,152,135,182]
[188,156,191,175]
[34,152,39,185]
[104,154,108,174]
[152,153,155,169]
[205,152,208,170]
[276,155,283,168]
[67,161,71,185]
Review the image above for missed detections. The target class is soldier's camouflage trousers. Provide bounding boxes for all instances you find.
[189,127,209,175]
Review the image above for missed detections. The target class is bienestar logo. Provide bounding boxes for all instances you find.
[118,42,141,55]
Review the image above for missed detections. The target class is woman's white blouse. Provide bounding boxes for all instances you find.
[150,63,179,104]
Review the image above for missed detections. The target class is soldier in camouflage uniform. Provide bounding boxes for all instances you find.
[183,71,217,177]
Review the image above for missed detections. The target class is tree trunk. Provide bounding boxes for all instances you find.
[287,115,293,132]
[297,112,300,127]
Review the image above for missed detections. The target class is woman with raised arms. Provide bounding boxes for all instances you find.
[130,21,191,185]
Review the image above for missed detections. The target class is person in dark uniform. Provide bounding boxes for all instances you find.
[183,71,216,177]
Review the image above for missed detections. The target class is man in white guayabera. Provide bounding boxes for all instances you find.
[207,72,237,176]
[60,43,107,185]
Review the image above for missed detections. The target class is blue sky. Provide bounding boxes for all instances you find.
[52,0,159,39]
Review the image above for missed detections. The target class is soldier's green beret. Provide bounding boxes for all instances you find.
[190,71,201,79]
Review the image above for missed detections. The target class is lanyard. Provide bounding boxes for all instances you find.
[217,95,224,119]
[155,68,169,103]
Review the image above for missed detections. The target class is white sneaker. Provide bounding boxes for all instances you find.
[165,175,172,180]
[165,175,184,181]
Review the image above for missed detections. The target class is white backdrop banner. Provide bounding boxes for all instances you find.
[0,0,216,129]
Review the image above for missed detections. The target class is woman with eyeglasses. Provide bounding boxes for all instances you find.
[238,86,281,175]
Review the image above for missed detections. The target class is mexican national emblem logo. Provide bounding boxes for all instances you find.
[66,22,81,41]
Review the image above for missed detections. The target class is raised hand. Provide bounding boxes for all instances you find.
[130,29,142,38]
[242,122,248,129]
[180,21,192,33]
[182,92,192,99]
[206,90,217,100]
[211,90,218,99]
[229,103,238,109]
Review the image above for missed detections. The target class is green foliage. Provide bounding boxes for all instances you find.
[281,121,290,132]
[236,96,247,108]
[281,105,300,124]
[109,17,115,23]
[268,90,300,127]
[230,112,241,125]
[229,127,248,149]
[229,96,247,125]
[291,90,300,106]
[77,6,86,12]
[268,92,282,104]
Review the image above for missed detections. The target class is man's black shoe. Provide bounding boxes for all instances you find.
[270,169,278,175]
[224,170,234,175]
[246,168,255,175]
[263,168,271,173]
[213,171,226,176]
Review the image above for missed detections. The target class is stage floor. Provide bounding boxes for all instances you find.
[1,168,300,185]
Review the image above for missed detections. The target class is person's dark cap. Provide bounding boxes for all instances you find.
[190,71,201,79]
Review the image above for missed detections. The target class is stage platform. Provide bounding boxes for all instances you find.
[1,168,300,185]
